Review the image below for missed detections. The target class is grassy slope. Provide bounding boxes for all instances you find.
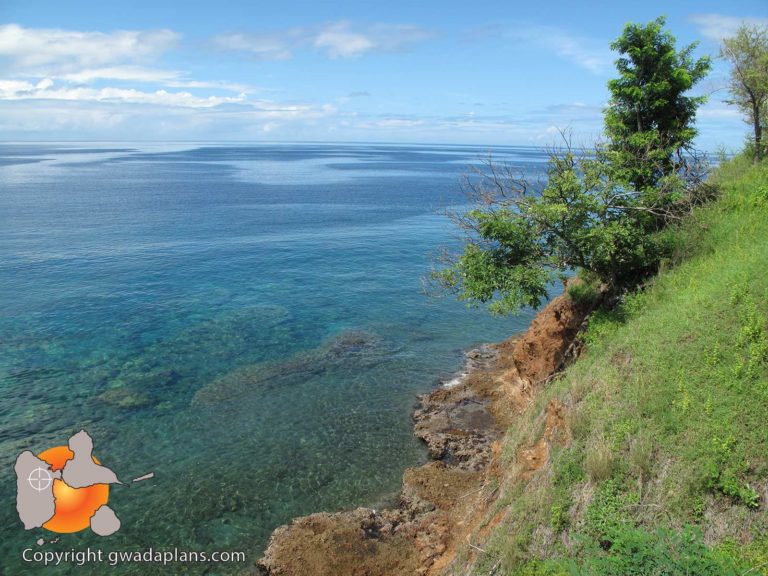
[471,157,768,575]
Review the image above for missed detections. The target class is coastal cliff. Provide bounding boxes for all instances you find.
[254,287,596,576]
[253,158,768,576]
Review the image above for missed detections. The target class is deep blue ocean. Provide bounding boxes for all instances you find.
[0,143,549,574]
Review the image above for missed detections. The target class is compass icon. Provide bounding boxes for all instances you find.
[28,467,52,492]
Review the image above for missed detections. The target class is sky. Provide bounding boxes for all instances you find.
[0,0,765,149]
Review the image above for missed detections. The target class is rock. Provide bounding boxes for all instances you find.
[194,330,391,405]
[98,386,150,409]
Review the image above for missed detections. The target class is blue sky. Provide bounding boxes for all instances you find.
[0,1,765,149]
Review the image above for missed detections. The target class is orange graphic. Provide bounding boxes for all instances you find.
[37,445,109,533]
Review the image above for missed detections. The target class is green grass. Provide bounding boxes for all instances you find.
[471,156,768,575]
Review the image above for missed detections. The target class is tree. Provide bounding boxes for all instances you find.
[431,137,710,315]
[432,18,713,315]
[720,24,768,163]
[605,17,710,190]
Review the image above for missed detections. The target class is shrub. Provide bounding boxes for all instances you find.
[581,525,740,575]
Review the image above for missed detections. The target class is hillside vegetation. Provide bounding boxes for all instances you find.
[465,156,768,575]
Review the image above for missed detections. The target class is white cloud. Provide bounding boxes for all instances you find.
[0,80,245,107]
[165,79,257,93]
[0,79,32,91]
[0,24,179,73]
[0,23,327,140]
[314,22,430,58]
[57,65,183,84]
[209,31,296,61]
[350,110,585,140]
[551,34,608,74]
[689,14,768,42]
[0,94,338,141]
[0,102,131,134]
[211,21,432,60]
[0,25,260,96]
[375,118,425,128]
[314,23,375,58]
[499,25,611,74]
[0,80,304,111]
[43,67,254,93]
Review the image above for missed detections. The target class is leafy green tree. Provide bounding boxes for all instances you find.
[605,17,710,190]
[720,24,768,163]
[432,18,713,315]
[432,139,685,315]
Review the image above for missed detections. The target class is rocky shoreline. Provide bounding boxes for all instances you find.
[253,290,594,575]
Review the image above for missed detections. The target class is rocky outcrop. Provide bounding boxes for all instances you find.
[194,330,390,405]
[255,290,595,576]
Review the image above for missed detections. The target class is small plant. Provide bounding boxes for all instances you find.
[673,379,691,412]
[704,393,714,416]
[583,479,636,540]
[628,432,654,483]
[553,449,586,487]
[567,405,592,442]
[729,280,750,305]
[717,472,760,509]
[750,184,768,206]
[610,417,633,446]
[701,432,761,508]
[550,498,571,534]
[585,436,615,483]
[705,342,722,367]
[691,494,706,521]
[731,288,768,382]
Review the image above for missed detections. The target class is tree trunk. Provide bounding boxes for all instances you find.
[753,100,763,163]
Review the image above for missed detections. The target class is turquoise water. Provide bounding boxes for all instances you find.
[0,143,549,574]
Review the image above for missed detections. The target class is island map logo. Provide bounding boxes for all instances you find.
[15,429,152,537]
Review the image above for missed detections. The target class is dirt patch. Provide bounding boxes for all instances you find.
[543,398,570,446]
[512,290,593,385]
[517,439,550,480]
[516,398,570,480]
[255,291,594,576]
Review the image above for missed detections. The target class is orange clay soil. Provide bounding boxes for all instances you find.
[254,289,595,576]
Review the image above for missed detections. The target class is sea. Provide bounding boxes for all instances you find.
[0,142,550,574]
